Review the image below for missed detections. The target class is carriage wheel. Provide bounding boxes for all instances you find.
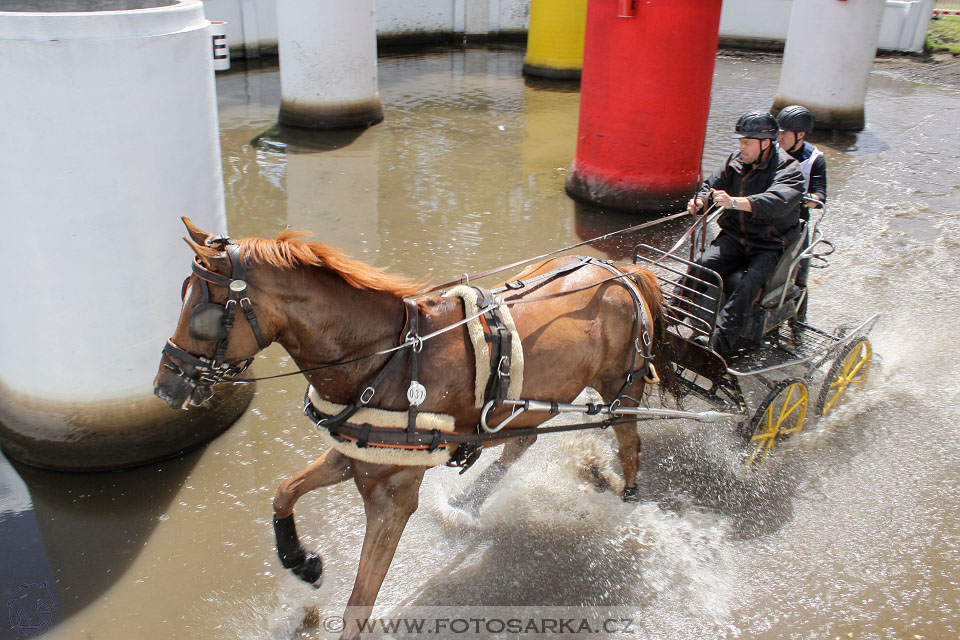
[816,337,872,417]
[743,378,809,467]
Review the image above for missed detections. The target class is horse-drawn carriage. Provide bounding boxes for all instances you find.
[154,211,876,639]
[451,203,877,469]
[633,204,878,465]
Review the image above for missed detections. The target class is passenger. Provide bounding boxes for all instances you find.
[686,110,805,356]
[777,104,827,323]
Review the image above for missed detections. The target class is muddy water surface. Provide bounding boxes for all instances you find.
[3,45,960,640]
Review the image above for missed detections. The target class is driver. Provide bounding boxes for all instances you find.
[777,104,827,323]
[686,110,805,355]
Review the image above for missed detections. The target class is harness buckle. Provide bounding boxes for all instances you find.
[404,330,424,353]
[205,235,231,247]
[359,386,376,405]
[497,355,510,376]
[505,280,525,290]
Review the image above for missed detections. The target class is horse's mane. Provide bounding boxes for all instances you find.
[235,230,423,298]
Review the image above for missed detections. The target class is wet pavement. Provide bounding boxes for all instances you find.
[2,43,959,640]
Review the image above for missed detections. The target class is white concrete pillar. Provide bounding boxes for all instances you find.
[773,0,886,131]
[277,0,383,129]
[0,0,252,471]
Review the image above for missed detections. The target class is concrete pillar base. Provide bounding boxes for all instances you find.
[773,96,864,131]
[565,167,692,213]
[278,98,384,130]
[0,382,254,472]
[522,63,581,80]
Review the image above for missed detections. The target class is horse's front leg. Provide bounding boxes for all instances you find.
[273,448,354,585]
[341,462,426,640]
[449,435,536,515]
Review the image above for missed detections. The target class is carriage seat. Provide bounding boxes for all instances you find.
[758,219,807,310]
[722,220,807,312]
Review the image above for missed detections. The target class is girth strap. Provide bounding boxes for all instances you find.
[473,287,512,409]
[405,299,423,437]
[305,391,635,450]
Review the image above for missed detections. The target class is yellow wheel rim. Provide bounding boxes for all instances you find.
[821,340,872,417]
[746,380,808,467]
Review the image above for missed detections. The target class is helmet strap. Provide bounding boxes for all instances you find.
[790,132,805,153]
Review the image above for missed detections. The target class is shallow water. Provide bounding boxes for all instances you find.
[2,44,960,640]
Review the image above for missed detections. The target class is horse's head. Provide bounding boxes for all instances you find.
[153,217,276,410]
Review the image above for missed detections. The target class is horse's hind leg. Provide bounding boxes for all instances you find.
[449,435,536,515]
[272,448,353,585]
[613,422,642,502]
[341,463,426,640]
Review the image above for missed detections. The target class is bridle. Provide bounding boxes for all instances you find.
[160,236,270,404]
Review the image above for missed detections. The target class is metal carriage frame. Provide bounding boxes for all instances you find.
[628,209,878,465]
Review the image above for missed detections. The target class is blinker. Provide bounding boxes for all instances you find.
[189,303,228,341]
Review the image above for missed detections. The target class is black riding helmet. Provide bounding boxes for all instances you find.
[734,110,779,140]
[777,105,814,134]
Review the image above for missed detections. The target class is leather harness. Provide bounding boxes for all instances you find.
[305,256,660,472]
[163,241,660,473]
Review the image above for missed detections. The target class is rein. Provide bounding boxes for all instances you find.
[223,263,655,384]
[423,210,689,293]
[169,214,702,388]
[166,228,688,472]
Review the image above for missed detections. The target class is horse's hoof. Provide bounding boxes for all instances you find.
[292,552,323,587]
[621,486,640,503]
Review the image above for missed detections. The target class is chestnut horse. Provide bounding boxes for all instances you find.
[153,218,671,639]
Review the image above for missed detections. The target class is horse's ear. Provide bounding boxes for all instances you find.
[183,236,218,269]
[181,217,210,247]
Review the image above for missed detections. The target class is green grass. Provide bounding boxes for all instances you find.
[927,15,960,55]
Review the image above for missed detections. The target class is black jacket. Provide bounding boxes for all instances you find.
[698,145,804,251]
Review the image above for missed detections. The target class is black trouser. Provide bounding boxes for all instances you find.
[692,233,781,353]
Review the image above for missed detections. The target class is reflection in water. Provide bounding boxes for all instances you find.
[2,449,202,634]
[6,44,960,640]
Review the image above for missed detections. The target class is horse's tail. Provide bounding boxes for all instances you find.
[628,267,681,406]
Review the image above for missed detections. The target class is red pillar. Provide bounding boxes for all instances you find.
[566,0,723,212]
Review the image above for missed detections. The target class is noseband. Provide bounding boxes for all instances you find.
[161,237,270,401]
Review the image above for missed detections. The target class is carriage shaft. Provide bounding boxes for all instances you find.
[501,399,740,424]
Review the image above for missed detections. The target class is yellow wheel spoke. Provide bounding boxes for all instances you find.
[777,386,795,424]
[745,379,808,467]
[819,339,872,417]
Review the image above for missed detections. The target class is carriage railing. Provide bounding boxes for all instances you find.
[632,244,723,341]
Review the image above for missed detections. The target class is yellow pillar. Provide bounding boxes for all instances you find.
[523,0,587,80]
